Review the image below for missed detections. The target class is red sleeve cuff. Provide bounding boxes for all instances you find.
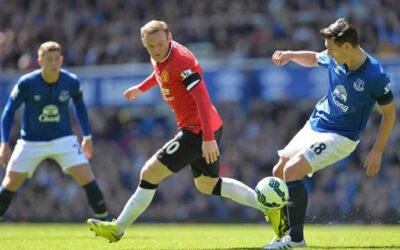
[202,132,215,141]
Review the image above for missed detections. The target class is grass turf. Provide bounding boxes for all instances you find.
[0,223,399,249]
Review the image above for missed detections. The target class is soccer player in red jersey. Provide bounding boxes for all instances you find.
[87,20,265,242]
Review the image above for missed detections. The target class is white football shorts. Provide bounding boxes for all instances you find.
[7,135,88,177]
[278,122,359,174]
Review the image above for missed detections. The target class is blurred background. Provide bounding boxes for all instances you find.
[0,0,399,224]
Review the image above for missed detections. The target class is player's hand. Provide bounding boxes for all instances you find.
[0,142,11,168]
[202,140,219,165]
[124,86,143,101]
[81,138,93,159]
[364,149,382,176]
[272,50,292,66]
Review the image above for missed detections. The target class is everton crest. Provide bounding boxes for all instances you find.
[353,79,365,92]
[59,90,69,101]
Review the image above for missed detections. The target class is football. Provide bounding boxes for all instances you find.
[255,177,289,210]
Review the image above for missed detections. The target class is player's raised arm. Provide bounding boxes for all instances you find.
[272,50,319,67]
[124,71,157,101]
[124,85,143,101]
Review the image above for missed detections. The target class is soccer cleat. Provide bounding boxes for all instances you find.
[263,235,306,249]
[265,206,289,240]
[269,235,280,244]
[87,218,123,242]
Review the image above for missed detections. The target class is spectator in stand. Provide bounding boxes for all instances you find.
[0,0,399,71]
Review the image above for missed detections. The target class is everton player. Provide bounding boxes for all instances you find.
[0,41,109,221]
[263,18,396,249]
[87,20,266,242]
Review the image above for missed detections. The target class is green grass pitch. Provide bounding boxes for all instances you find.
[0,223,399,249]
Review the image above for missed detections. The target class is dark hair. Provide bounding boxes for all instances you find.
[320,18,358,47]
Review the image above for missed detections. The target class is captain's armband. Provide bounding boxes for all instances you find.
[181,69,201,91]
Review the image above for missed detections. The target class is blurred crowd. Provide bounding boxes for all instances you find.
[1,101,399,224]
[1,0,400,71]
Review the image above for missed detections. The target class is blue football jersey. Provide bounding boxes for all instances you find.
[309,51,393,141]
[1,69,90,142]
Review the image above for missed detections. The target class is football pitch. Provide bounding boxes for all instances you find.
[0,223,399,249]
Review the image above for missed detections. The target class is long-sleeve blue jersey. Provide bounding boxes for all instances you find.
[310,51,393,141]
[1,69,91,142]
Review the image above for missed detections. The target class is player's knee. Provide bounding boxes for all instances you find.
[194,177,217,195]
[140,163,164,185]
[79,171,95,184]
[1,174,25,192]
[272,157,289,178]
[141,166,155,182]
[140,157,172,184]
[272,164,284,178]
[2,179,16,191]
[283,164,304,182]
[78,173,95,185]
[68,164,95,185]
[277,156,290,166]
[283,155,311,182]
[280,156,290,164]
[195,181,213,195]
[283,165,294,179]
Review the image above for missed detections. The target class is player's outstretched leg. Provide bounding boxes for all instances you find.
[87,219,123,243]
[197,176,265,213]
[220,177,266,212]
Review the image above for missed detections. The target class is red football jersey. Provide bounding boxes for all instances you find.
[138,41,222,141]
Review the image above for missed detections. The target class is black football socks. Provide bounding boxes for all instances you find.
[82,180,109,221]
[0,186,15,218]
[287,180,308,242]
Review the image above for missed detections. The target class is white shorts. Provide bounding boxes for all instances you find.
[278,122,359,174]
[7,135,88,177]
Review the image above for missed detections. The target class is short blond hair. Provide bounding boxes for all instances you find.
[38,41,61,58]
[140,20,169,39]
